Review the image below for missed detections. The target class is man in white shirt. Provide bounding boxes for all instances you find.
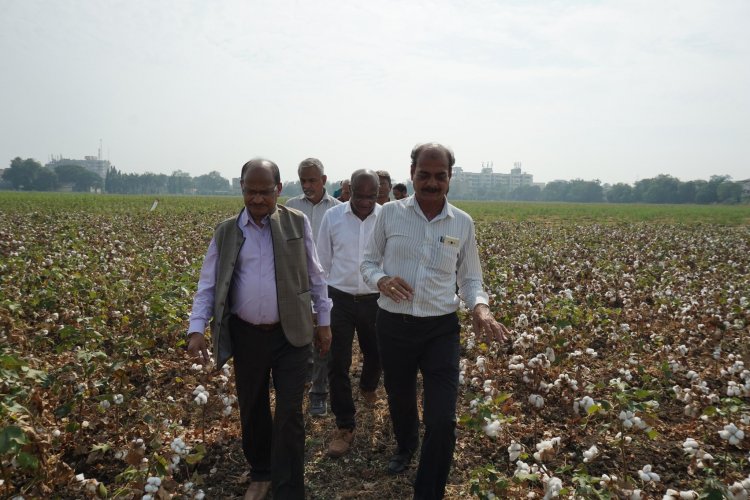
[316,169,382,458]
[285,158,341,416]
[361,143,509,499]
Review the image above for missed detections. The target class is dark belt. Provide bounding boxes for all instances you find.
[231,315,280,332]
[380,309,456,324]
[249,323,281,331]
[329,287,380,302]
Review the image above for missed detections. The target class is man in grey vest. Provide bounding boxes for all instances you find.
[187,158,332,500]
[285,158,341,417]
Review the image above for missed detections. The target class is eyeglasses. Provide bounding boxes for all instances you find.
[243,187,277,198]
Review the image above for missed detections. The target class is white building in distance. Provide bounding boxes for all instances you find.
[451,162,534,198]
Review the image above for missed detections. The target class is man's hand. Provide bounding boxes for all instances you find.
[314,325,332,356]
[472,304,510,343]
[187,332,210,365]
[377,275,414,303]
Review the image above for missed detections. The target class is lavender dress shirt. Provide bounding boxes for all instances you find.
[188,208,331,335]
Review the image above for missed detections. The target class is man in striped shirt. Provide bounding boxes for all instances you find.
[361,143,509,499]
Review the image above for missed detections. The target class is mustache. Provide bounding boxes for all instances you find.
[423,187,441,193]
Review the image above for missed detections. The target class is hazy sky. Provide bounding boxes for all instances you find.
[2,0,748,185]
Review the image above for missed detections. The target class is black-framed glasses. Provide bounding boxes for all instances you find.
[243,186,277,198]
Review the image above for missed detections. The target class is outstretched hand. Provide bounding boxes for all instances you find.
[472,304,510,344]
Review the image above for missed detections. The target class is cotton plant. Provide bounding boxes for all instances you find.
[542,476,563,500]
[533,437,561,462]
[718,423,745,446]
[727,476,750,500]
[619,410,647,430]
[170,437,189,471]
[483,417,501,438]
[222,394,237,417]
[508,441,523,461]
[573,396,596,415]
[637,464,660,483]
[663,489,698,499]
[582,444,599,463]
[192,385,209,405]
[528,394,544,409]
[143,476,161,497]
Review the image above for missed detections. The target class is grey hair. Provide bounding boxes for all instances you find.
[297,158,325,176]
[350,169,379,190]
[410,143,455,175]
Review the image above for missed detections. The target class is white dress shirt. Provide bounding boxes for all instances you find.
[284,191,341,239]
[361,196,489,317]
[316,202,381,295]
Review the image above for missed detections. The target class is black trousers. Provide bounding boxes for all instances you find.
[376,308,460,500]
[230,315,309,499]
[328,286,382,430]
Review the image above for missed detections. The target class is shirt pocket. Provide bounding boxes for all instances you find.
[429,241,459,274]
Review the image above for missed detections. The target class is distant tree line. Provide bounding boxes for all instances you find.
[2,157,102,192]
[0,159,233,195]
[3,157,746,204]
[104,168,230,195]
[451,174,746,204]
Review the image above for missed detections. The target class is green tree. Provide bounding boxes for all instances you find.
[716,181,742,204]
[3,157,44,190]
[32,168,59,191]
[566,179,603,202]
[168,170,194,194]
[606,183,634,203]
[635,175,680,204]
[54,164,102,191]
[509,184,542,201]
[194,171,230,194]
[541,180,570,202]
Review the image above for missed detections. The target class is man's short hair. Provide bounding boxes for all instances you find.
[393,183,407,193]
[298,158,325,176]
[410,143,456,175]
[241,158,281,184]
[351,169,379,190]
[376,170,392,186]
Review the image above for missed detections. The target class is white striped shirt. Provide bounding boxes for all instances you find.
[284,191,341,239]
[361,195,489,317]
[316,202,381,295]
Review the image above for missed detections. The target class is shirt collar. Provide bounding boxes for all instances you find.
[344,201,381,219]
[405,195,453,221]
[239,207,270,228]
[300,190,335,206]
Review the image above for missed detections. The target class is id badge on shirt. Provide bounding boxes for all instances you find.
[440,235,459,247]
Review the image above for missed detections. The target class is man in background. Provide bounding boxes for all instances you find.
[316,169,382,458]
[337,179,351,202]
[376,170,392,205]
[286,158,341,417]
[392,183,407,200]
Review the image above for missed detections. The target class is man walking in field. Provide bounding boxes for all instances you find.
[361,143,509,499]
[187,159,332,499]
[316,169,383,458]
[285,157,341,417]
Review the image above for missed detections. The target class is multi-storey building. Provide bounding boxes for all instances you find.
[452,162,534,196]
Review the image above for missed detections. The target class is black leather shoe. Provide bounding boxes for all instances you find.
[387,451,413,474]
